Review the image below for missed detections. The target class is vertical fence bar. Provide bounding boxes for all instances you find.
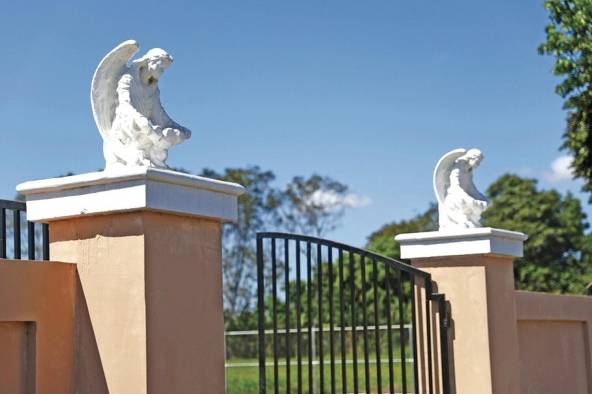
[398,271,408,394]
[0,208,6,259]
[410,275,420,394]
[349,252,359,394]
[338,249,347,394]
[306,242,313,394]
[27,221,35,260]
[360,254,370,394]
[295,241,303,394]
[385,265,395,394]
[13,210,21,259]
[284,239,291,394]
[317,243,324,394]
[438,296,450,394]
[425,278,434,394]
[42,223,49,260]
[271,238,279,394]
[257,236,266,394]
[328,247,336,394]
[372,258,382,394]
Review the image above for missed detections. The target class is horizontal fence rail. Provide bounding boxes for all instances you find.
[256,232,451,394]
[225,325,414,369]
[0,199,49,261]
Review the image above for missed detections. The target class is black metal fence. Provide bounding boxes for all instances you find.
[256,232,451,394]
[0,199,49,260]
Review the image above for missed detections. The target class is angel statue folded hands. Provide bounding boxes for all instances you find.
[91,40,191,169]
[433,148,489,230]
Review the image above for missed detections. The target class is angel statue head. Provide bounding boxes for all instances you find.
[91,40,191,170]
[458,148,483,170]
[133,48,173,84]
[433,148,489,230]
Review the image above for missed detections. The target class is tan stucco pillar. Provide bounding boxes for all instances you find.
[396,228,527,394]
[17,167,244,394]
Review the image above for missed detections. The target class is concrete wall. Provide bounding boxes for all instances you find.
[0,260,77,394]
[516,291,592,394]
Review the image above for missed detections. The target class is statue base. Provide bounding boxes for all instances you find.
[16,167,244,223]
[395,227,527,259]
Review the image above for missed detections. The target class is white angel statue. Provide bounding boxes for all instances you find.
[91,40,191,169]
[433,148,489,229]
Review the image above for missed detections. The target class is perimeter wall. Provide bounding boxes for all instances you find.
[516,290,592,394]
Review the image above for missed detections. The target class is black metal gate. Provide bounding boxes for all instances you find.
[256,232,451,394]
[0,199,49,260]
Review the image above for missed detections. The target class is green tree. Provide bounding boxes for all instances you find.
[482,174,592,293]
[366,175,592,294]
[539,0,592,201]
[201,166,281,325]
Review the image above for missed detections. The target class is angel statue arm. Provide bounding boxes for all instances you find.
[448,167,487,210]
[114,73,191,146]
[465,172,488,202]
[114,73,152,136]
[150,87,192,146]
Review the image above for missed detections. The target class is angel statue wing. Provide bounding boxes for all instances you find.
[90,40,139,140]
[433,148,466,206]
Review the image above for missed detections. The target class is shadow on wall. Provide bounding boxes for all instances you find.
[74,270,109,394]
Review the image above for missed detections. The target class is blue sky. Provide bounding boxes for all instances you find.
[1,1,588,246]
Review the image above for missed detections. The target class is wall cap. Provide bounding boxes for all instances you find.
[16,167,245,223]
[395,227,528,259]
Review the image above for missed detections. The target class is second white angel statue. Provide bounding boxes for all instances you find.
[433,148,489,229]
[91,40,191,169]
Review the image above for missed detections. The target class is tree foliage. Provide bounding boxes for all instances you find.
[201,167,352,327]
[539,0,592,200]
[366,174,592,294]
[482,174,592,293]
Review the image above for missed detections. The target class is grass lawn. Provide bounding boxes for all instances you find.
[226,357,415,394]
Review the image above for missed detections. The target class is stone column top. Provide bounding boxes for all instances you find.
[16,167,245,223]
[395,227,528,259]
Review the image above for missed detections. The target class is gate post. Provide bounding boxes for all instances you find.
[17,168,244,394]
[396,228,527,394]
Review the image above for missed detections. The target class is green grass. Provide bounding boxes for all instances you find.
[226,357,415,394]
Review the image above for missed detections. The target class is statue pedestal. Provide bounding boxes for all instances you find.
[17,168,244,394]
[396,228,527,394]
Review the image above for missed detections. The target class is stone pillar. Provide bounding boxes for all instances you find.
[17,167,244,394]
[395,228,527,394]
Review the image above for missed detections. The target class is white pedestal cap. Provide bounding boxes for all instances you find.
[16,167,245,223]
[395,227,528,259]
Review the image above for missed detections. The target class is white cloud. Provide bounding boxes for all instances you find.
[307,190,372,210]
[544,155,574,182]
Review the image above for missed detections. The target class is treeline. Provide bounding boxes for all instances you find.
[206,166,592,332]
